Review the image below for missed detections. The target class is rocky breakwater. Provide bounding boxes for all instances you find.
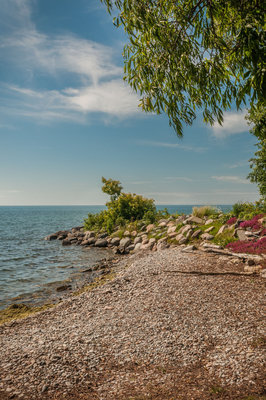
[45,214,266,276]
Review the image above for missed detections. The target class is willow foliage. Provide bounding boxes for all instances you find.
[101,0,265,136]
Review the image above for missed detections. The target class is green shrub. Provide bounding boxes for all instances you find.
[84,179,157,234]
[232,201,266,219]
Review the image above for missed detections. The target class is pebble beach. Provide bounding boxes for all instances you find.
[0,246,265,399]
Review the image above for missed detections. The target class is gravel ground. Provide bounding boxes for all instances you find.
[0,247,265,400]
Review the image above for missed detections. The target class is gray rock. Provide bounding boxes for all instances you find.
[201,233,214,240]
[62,239,72,246]
[186,229,193,238]
[81,237,96,246]
[110,237,120,246]
[179,236,187,245]
[158,221,167,227]
[205,226,214,233]
[202,243,222,249]
[187,216,204,224]
[45,234,58,241]
[237,229,248,241]
[217,225,227,235]
[134,236,142,245]
[95,239,108,247]
[191,229,201,239]
[98,232,108,239]
[167,225,177,234]
[175,233,184,241]
[205,219,214,225]
[127,244,135,251]
[179,225,191,235]
[146,224,155,233]
[182,245,196,251]
[120,237,131,249]
[133,242,142,252]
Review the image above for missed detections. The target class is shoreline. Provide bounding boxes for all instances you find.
[0,246,265,399]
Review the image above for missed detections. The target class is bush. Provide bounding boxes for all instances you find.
[226,217,237,225]
[226,237,266,254]
[232,201,265,219]
[84,179,157,234]
[192,206,220,218]
[239,214,264,231]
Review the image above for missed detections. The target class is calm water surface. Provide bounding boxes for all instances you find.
[0,205,232,309]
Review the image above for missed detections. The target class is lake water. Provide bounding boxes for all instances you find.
[0,205,232,309]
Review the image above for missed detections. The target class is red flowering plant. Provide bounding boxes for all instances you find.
[239,214,264,231]
[226,216,237,225]
[226,237,266,254]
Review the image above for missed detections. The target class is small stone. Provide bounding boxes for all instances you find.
[247,259,255,266]
[182,245,196,251]
[205,219,214,225]
[41,385,48,393]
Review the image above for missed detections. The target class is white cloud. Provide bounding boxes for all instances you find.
[164,177,193,182]
[227,161,248,169]
[212,176,250,184]
[212,111,249,138]
[138,140,206,153]
[0,0,140,122]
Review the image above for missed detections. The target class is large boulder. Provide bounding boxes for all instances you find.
[120,237,131,248]
[187,216,204,224]
[134,236,142,245]
[167,225,177,234]
[95,239,108,247]
[81,237,96,246]
[236,229,248,241]
[110,237,120,246]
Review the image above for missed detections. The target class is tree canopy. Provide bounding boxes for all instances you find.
[101,0,265,136]
[101,177,123,201]
[247,106,266,199]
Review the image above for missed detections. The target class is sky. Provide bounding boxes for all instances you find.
[0,0,260,206]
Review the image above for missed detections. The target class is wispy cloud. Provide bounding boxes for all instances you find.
[0,0,140,123]
[212,175,250,184]
[227,161,248,169]
[164,176,193,182]
[138,140,207,153]
[212,111,249,138]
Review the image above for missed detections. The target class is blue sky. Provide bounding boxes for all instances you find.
[0,0,259,205]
